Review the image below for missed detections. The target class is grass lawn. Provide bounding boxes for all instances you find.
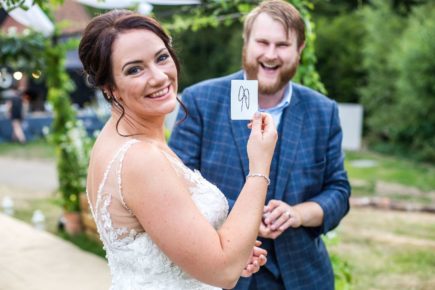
[345,150,435,192]
[329,208,435,290]
[12,196,62,233]
[345,150,435,207]
[0,139,55,160]
[1,141,435,288]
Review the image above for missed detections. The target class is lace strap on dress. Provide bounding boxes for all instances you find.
[116,139,140,215]
[92,139,139,214]
[160,151,190,175]
[160,151,207,189]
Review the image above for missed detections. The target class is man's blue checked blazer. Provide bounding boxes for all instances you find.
[169,71,351,290]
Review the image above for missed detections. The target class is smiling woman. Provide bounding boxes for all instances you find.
[110,29,178,124]
[79,9,278,290]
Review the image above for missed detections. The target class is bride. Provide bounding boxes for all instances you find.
[80,10,277,290]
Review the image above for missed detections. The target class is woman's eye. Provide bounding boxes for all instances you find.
[126,67,141,75]
[157,53,170,63]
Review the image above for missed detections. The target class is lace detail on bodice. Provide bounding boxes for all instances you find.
[87,139,228,290]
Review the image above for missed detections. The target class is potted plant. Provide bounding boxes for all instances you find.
[55,120,91,235]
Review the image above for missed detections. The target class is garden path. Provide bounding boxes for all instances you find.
[0,213,111,290]
[0,156,111,290]
[0,156,57,200]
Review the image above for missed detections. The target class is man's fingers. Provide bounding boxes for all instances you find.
[267,199,281,210]
[264,207,283,225]
[279,217,294,231]
[270,213,288,231]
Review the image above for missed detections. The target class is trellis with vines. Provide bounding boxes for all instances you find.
[0,12,90,213]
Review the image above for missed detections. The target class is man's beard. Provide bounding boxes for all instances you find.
[242,48,298,95]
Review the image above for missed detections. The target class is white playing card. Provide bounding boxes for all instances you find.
[231,80,258,120]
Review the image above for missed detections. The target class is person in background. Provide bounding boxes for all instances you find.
[80,9,278,290]
[24,88,45,113]
[6,83,26,144]
[169,0,351,289]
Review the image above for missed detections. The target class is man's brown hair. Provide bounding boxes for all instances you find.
[243,0,306,47]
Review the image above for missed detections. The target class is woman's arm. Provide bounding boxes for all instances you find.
[123,114,276,289]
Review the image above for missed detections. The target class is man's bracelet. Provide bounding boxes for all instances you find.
[247,173,270,186]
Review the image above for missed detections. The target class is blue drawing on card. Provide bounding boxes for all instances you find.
[238,86,250,112]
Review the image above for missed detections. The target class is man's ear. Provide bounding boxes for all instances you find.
[298,42,306,54]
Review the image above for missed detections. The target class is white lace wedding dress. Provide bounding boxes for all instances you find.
[87,139,229,290]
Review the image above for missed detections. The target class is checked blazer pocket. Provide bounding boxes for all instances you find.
[286,159,326,201]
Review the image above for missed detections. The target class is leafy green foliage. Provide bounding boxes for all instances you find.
[160,0,325,93]
[290,0,326,94]
[59,232,106,258]
[359,0,435,162]
[312,0,369,16]
[44,37,91,212]
[0,30,46,74]
[388,2,435,162]
[2,0,64,11]
[172,24,243,90]
[315,12,365,102]
[323,232,352,290]
[359,0,406,150]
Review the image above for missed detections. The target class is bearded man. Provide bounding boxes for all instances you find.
[169,1,351,289]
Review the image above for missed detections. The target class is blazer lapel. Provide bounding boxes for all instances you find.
[230,120,250,177]
[274,88,305,201]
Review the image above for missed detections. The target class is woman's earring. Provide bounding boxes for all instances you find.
[103,91,111,100]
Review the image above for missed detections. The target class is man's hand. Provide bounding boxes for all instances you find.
[259,200,303,239]
[240,240,267,277]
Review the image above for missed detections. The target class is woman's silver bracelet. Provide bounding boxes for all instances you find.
[247,173,270,186]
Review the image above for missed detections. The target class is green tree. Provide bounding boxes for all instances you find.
[172,23,243,91]
[358,0,434,162]
[315,11,366,103]
[389,2,435,162]
[359,0,406,144]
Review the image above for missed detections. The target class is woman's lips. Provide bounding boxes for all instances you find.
[147,86,170,99]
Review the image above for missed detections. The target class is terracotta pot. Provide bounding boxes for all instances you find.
[80,193,89,212]
[63,211,83,235]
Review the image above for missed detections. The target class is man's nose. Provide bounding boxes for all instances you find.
[264,45,277,59]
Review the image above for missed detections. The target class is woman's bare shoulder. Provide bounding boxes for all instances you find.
[121,141,178,195]
[122,141,165,173]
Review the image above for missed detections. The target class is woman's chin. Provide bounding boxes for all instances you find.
[162,98,178,115]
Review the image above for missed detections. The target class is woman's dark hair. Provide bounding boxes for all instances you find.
[78,10,187,134]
